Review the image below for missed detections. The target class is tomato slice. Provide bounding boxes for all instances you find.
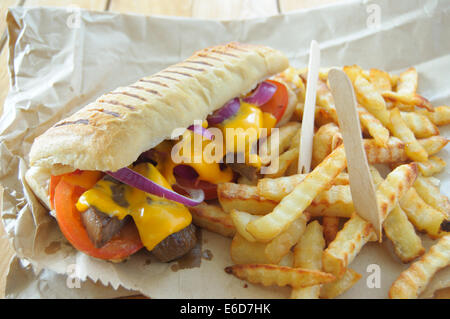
[53,176,143,260]
[259,80,289,122]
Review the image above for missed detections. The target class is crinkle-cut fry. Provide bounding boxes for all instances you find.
[230,210,259,242]
[225,264,335,288]
[293,221,325,269]
[322,215,377,278]
[388,108,428,162]
[375,163,418,223]
[399,188,449,238]
[257,172,349,202]
[344,67,391,126]
[416,156,446,177]
[218,183,277,215]
[308,185,354,218]
[418,106,450,126]
[383,206,425,263]
[382,68,432,112]
[400,111,439,138]
[260,122,301,165]
[312,123,342,168]
[320,268,362,299]
[315,106,338,126]
[265,215,308,264]
[364,137,407,164]
[414,176,450,217]
[357,105,390,147]
[315,79,339,123]
[189,203,236,238]
[246,145,347,242]
[291,221,325,299]
[265,147,299,178]
[397,67,418,94]
[419,136,449,155]
[370,166,424,263]
[368,68,392,93]
[389,234,450,299]
[323,216,340,246]
[230,234,270,265]
[382,91,433,112]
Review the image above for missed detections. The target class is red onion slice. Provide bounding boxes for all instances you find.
[188,125,214,140]
[243,81,277,106]
[207,98,240,124]
[107,167,204,206]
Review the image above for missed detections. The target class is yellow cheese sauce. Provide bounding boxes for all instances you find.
[216,102,277,168]
[76,163,192,251]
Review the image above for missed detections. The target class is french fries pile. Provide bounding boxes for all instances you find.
[189,65,450,299]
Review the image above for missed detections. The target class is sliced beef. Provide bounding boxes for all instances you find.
[80,206,129,248]
[227,162,259,182]
[151,224,197,262]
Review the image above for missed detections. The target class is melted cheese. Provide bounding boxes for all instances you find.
[166,130,234,185]
[76,163,192,251]
[217,102,277,168]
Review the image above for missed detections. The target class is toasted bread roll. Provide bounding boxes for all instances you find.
[29,42,288,175]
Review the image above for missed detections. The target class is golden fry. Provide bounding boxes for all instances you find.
[400,188,449,238]
[307,185,354,218]
[389,235,450,299]
[375,163,418,223]
[418,106,450,126]
[230,210,259,242]
[358,105,390,146]
[383,205,425,263]
[225,264,335,288]
[265,215,308,264]
[320,268,362,299]
[246,146,347,242]
[322,215,377,278]
[400,111,439,138]
[370,166,424,263]
[230,234,270,265]
[419,136,449,155]
[189,203,236,238]
[291,221,325,299]
[414,176,450,216]
[388,108,428,162]
[322,216,340,245]
[312,123,342,168]
[218,183,277,215]
[416,156,446,177]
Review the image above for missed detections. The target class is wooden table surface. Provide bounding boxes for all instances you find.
[0,0,448,299]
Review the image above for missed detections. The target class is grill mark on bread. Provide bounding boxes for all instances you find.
[109,91,149,102]
[211,49,238,58]
[184,60,213,67]
[139,79,169,88]
[163,70,193,78]
[197,53,222,61]
[153,74,180,82]
[175,65,205,72]
[98,99,136,110]
[55,119,90,127]
[129,85,161,96]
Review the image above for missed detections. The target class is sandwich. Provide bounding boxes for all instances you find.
[25,42,294,262]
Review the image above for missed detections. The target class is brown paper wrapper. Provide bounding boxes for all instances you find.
[1,1,449,298]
